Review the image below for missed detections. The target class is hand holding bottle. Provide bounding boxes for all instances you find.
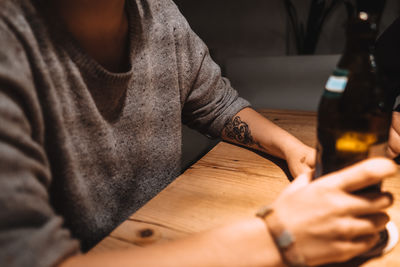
[270,158,396,266]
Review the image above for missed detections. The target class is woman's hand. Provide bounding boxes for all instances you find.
[221,108,316,178]
[271,158,396,266]
[285,142,316,178]
[388,111,400,158]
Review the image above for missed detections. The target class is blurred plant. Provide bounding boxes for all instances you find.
[284,0,386,55]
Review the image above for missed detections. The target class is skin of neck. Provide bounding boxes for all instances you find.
[48,0,130,72]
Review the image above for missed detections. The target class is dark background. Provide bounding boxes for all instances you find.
[176,0,400,170]
[174,0,399,71]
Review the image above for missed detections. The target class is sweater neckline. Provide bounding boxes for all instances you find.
[36,0,141,85]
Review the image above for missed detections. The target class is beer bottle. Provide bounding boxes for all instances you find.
[314,0,393,183]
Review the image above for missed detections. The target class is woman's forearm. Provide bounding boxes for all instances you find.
[60,217,284,267]
[221,107,305,160]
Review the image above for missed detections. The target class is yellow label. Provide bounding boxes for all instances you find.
[336,132,377,153]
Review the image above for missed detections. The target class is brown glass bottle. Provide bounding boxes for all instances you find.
[314,2,393,189]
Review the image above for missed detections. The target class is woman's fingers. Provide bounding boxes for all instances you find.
[388,127,400,158]
[388,112,400,158]
[305,148,316,168]
[308,234,380,266]
[358,213,390,233]
[333,213,390,238]
[286,172,312,193]
[320,158,397,192]
[343,192,394,215]
[336,234,380,262]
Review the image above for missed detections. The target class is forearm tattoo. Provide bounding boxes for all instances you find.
[223,116,259,147]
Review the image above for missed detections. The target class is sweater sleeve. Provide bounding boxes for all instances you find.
[0,20,80,267]
[172,6,251,138]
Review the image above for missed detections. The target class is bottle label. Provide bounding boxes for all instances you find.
[335,132,388,157]
[325,68,349,93]
[336,132,376,153]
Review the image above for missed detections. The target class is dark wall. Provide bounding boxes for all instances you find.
[174,0,400,68]
[174,0,286,68]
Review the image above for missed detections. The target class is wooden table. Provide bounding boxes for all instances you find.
[90,109,400,266]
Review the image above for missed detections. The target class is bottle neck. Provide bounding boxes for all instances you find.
[339,11,379,73]
[345,11,378,52]
[335,12,380,76]
[347,0,385,52]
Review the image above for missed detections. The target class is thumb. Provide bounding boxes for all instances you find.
[285,171,312,194]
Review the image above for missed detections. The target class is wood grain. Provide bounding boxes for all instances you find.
[91,109,400,266]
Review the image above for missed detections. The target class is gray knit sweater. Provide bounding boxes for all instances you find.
[0,0,249,266]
